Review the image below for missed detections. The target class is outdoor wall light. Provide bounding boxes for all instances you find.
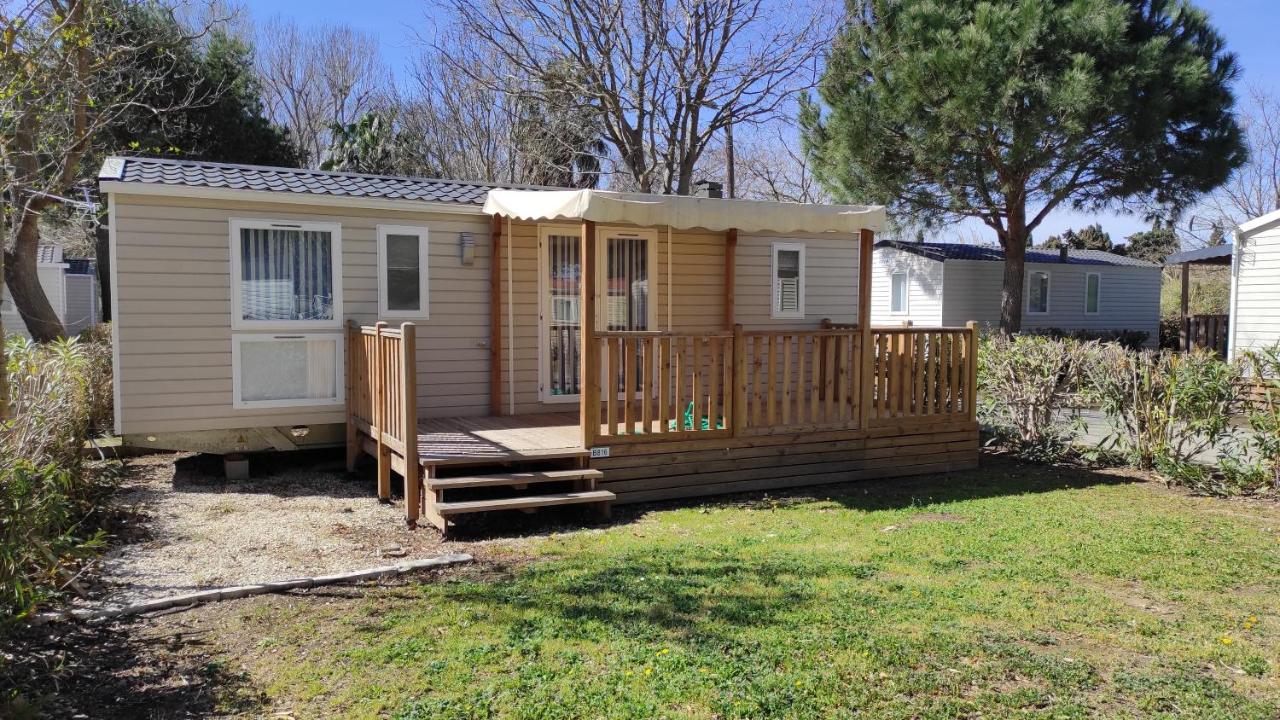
[459,232,475,265]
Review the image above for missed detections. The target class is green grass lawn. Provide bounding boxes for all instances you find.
[213,456,1280,718]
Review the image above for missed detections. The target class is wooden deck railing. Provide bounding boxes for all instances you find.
[741,328,862,432]
[346,321,420,523]
[596,330,735,440]
[869,327,977,421]
[587,321,978,444]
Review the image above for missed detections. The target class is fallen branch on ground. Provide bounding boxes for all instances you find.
[31,553,473,624]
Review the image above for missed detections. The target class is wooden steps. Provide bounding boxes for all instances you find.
[435,490,616,516]
[427,469,603,491]
[419,461,612,536]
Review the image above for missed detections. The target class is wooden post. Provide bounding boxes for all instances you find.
[1179,261,1190,352]
[373,321,390,502]
[724,228,738,329]
[731,324,746,437]
[400,323,420,528]
[489,215,503,415]
[857,228,875,429]
[580,220,598,449]
[966,321,979,420]
[344,321,358,472]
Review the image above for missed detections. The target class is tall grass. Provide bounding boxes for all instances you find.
[1,327,115,623]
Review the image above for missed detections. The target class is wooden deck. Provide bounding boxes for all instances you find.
[416,413,585,466]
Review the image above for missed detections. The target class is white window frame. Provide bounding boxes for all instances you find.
[1027,270,1051,315]
[377,224,430,319]
[890,270,910,315]
[1084,272,1101,315]
[231,333,345,409]
[771,241,806,320]
[229,218,343,331]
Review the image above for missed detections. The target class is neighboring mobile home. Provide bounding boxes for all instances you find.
[100,156,981,534]
[1228,210,1280,360]
[1,244,100,339]
[871,241,1161,343]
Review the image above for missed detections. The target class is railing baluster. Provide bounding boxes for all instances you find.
[605,337,617,436]
[641,337,653,433]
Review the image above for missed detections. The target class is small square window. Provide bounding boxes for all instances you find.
[378,225,429,318]
[891,271,909,314]
[771,242,805,319]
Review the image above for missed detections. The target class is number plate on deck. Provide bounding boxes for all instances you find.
[589,447,611,458]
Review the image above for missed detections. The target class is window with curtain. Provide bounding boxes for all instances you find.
[1085,273,1101,314]
[604,234,650,331]
[233,335,343,408]
[235,222,338,326]
[891,271,909,313]
[1028,271,1050,314]
[772,242,805,318]
[378,225,429,317]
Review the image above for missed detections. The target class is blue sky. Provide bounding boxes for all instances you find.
[245,0,1280,246]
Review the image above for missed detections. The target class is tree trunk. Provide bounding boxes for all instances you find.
[0,247,8,422]
[95,224,111,323]
[5,210,66,342]
[999,209,1029,335]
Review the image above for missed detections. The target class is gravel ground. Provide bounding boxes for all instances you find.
[93,450,497,607]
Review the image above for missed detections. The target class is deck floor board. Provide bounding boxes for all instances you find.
[417,413,585,466]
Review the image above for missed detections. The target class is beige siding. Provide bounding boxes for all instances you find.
[735,232,859,329]
[869,247,943,326]
[112,192,493,434]
[1234,222,1280,355]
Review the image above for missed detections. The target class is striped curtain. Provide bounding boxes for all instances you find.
[775,249,800,314]
[240,228,334,321]
[605,236,649,331]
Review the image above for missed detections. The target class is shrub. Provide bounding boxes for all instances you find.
[1224,345,1280,493]
[977,334,1101,461]
[1030,327,1150,351]
[1,330,117,623]
[1086,347,1242,490]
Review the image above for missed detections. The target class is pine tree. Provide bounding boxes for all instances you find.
[803,0,1244,332]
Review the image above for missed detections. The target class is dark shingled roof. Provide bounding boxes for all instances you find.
[875,240,1159,267]
[98,156,505,206]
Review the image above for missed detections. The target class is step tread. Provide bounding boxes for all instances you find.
[427,469,604,490]
[434,490,616,516]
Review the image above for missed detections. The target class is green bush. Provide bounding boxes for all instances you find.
[1,329,117,623]
[1086,347,1242,491]
[977,334,1101,461]
[1224,345,1280,493]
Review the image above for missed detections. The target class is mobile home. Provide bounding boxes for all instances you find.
[1,244,100,339]
[100,157,980,534]
[871,241,1161,344]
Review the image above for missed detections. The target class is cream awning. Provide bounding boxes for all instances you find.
[482,188,885,235]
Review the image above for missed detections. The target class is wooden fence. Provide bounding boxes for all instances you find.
[1182,314,1229,357]
[346,321,420,523]
[589,322,978,444]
